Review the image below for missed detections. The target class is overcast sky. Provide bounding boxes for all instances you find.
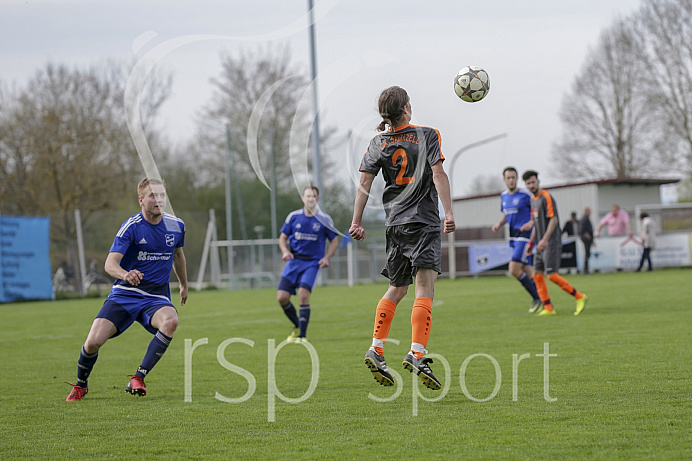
[2,0,645,197]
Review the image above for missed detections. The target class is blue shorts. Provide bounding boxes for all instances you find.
[278,258,320,295]
[96,291,174,337]
[509,239,533,266]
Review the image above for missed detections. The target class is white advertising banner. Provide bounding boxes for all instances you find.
[586,233,691,271]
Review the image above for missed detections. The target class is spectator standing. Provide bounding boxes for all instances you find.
[561,212,579,237]
[578,207,595,275]
[595,204,632,237]
[636,213,656,272]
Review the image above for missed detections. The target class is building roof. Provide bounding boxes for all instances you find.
[455,177,680,202]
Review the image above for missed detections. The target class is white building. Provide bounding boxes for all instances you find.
[453,177,680,231]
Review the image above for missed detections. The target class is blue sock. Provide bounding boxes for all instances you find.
[281,301,300,328]
[298,305,311,338]
[76,346,98,387]
[136,331,172,379]
[518,272,540,300]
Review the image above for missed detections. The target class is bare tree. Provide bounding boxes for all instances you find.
[0,61,171,279]
[180,46,350,238]
[551,19,679,180]
[466,174,505,196]
[191,45,315,190]
[636,0,692,172]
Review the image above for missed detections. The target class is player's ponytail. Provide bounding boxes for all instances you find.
[377,86,409,131]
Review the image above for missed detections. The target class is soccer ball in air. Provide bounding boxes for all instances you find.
[454,66,490,103]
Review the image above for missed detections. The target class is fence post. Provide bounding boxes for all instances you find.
[369,245,379,283]
[74,209,87,295]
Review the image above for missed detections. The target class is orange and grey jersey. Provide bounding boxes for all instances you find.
[359,124,444,227]
[531,189,561,248]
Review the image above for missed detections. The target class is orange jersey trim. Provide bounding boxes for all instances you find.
[539,189,556,218]
[390,124,444,161]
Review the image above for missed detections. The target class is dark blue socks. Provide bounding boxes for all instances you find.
[281,301,300,328]
[518,272,540,301]
[135,331,172,379]
[299,305,311,338]
[76,346,98,387]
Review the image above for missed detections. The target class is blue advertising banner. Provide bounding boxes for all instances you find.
[0,216,53,302]
[469,240,579,275]
[468,243,512,274]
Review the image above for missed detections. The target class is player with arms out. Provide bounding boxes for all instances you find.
[522,170,587,316]
[350,86,455,390]
[491,166,542,313]
[277,186,339,343]
[66,178,188,401]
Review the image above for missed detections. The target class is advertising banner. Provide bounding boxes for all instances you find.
[468,243,512,274]
[469,239,579,274]
[0,216,53,302]
[585,234,691,271]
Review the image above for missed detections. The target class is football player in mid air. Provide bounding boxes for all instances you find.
[351,86,455,390]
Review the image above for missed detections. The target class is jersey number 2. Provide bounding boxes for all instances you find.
[393,149,415,185]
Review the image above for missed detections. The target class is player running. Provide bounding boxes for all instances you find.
[522,170,588,316]
[66,178,188,401]
[491,166,542,313]
[277,185,339,343]
[350,86,455,390]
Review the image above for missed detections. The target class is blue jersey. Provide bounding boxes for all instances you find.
[108,212,185,300]
[280,209,338,260]
[500,188,533,241]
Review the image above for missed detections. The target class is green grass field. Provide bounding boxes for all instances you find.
[1,269,690,460]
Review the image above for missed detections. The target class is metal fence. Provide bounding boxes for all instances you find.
[196,234,507,291]
[49,203,692,295]
[48,209,210,295]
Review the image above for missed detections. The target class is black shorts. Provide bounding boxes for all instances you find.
[534,243,562,274]
[382,222,441,287]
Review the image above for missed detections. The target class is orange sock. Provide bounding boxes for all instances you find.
[548,273,582,298]
[411,297,433,358]
[533,273,553,311]
[372,298,397,355]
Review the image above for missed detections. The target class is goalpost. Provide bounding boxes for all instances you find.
[633,202,692,234]
[196,209,279,290]
[196,209,359,290]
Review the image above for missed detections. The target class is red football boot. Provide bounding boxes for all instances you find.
[125,375,147,397]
